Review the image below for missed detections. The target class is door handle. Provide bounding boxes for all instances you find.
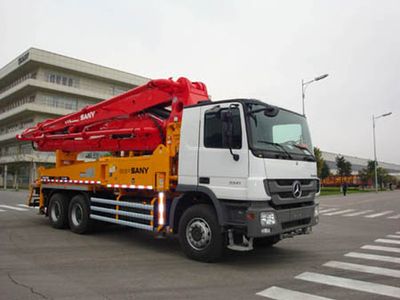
[199,177,210,184]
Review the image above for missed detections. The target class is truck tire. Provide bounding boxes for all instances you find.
[178,204,225,262]
[254,235,281,248]
[48,193,69,229]
[68,194,91,234]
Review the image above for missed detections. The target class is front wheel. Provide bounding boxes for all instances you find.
[178,204,225,262]
[68,194,92,234]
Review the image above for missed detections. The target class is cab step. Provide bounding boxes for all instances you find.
[29,198,40,207]
[27,184,40,207]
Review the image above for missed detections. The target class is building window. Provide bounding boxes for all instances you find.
[0,118,34,135]
[47,72,79,88]
[78,99,94,110]
[0,71,38,95]
[0,94,36,115]
[20,144,33,154]
[37,94,79,111]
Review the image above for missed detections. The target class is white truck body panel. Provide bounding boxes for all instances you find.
[178,108,201,186]
[247,152,270,201]
[197,103,249,200]
[263,158,317,179]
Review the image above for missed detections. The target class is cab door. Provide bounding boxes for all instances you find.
[198,103,249,200]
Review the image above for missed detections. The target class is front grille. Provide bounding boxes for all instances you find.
[276,179,312,186]
[265,179,318,197]
[282,218,311,230]
[264,178,319,206]
[270,201,314,210]
[278,190,311,199]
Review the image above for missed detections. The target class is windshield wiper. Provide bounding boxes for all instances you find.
[290,143,316,161]
[257,141,293,159]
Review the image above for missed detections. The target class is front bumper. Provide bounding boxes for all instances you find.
[222,201,318,238]
[247,203,318,238]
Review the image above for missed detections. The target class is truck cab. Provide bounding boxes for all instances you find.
[175,99,319,259]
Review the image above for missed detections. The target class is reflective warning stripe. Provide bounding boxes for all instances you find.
[40,177,102,185]
[39,177,153,190]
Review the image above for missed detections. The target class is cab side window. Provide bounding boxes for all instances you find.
[204,107,242,149]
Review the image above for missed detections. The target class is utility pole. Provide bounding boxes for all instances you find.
[301,74,329,116]
[372,112,392,192]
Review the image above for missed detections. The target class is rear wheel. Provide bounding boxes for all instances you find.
[178,204,225,262]
[48,193,69,229]
[68,194,91,234]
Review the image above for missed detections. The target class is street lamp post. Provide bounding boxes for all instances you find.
[372,112,392,192]
[301,74,329,116]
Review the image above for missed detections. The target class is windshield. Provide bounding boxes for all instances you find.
[246,103,314,161]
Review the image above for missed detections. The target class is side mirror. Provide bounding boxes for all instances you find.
[221,109,240,161]
[264,106,279,117]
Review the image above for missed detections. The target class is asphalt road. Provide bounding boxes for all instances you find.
[0,190,399,300]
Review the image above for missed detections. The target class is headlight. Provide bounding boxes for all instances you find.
[260,212,276,227]
[314,205,319,217]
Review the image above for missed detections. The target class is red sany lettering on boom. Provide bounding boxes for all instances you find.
[80,111,96,121]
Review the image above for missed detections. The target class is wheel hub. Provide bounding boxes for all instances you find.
[51,201,61,221]
[71,204,83,226]
[186,218,212,250]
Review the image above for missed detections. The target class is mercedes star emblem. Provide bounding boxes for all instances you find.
[292,180,302,199]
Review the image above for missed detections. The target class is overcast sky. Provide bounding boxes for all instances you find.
[1,0,399,164]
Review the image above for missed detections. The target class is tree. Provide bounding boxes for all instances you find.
[320,161,331,180]
[344,161,352,176]
[376,167,395,190]
[358,168,369,187]
[313,147,324,178]
[335,155,352,178]
[358,160,394,190]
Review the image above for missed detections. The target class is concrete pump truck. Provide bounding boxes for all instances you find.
[17,77,320,262]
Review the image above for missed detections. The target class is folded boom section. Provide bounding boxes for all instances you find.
[17,77,209,152]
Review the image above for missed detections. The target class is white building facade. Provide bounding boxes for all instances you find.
[0,48,149,188]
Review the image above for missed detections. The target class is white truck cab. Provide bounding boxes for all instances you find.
[175,99,319,259]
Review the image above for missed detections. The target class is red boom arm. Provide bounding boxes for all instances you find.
[17,77,209,152]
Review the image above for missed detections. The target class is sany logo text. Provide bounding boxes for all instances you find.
[80,111,96,121]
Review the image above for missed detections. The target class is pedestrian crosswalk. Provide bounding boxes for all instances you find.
[0,204,29,211]
[0,204,37,213]
[388,214,400,219]
[343,209,373,216]
[256,231,400,299]
[375,238,400,245]
[386,235,400,239]
[319,207,399,220]
[361,245,400,253]
[323,260,400,278]
[323,209,355,216]
[295,272,400,299]
[365,210,394,218]
[344,251,400,264]
[257,286,334,300]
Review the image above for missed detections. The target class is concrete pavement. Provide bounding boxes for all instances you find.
[0,190,399,299]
